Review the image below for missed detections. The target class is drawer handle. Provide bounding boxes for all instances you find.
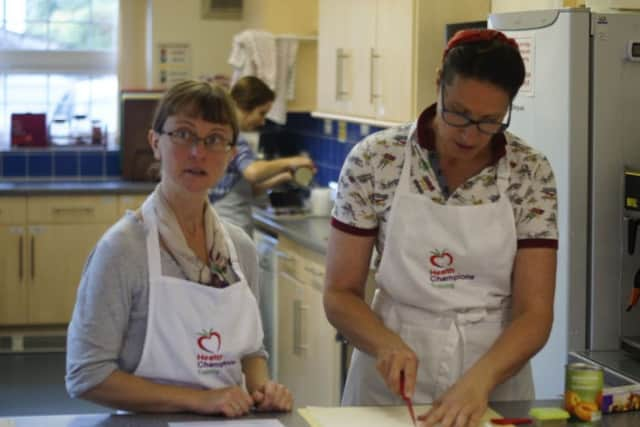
[18,234,23,282]
[275,251,294,261]
[52,207,94,215]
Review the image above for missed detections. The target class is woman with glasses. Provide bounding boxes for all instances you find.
[323,30,557,427]
[210,76,315,237]
[66,80,292,416]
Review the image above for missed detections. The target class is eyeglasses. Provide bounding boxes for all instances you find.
[439,82,511,135]
[160,128,234,152]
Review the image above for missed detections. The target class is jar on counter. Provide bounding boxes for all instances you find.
[49,118,71,146]
[91,119,104,145]
[70,114,91,144]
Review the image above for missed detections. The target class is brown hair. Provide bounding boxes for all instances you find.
[151,80,239,144]
[230,76,275,112]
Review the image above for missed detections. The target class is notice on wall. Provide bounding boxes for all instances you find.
[513,34,535,97]
[157,43,192,88]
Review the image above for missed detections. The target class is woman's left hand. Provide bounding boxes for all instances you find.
[251,381,293,412]
[417,369,491,427]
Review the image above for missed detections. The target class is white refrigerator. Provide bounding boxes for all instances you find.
[489,9,640,397]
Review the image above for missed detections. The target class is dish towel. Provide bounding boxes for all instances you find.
[228,30,277,90]
[266,36,299,125]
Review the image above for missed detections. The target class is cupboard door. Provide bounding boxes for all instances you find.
[345,0,377,118]
[317,0,348,114]
[304,281,342,406]
[276,272,307,397]
[0,226,28,324]
[375,0,415,122]
[28,223,109,324]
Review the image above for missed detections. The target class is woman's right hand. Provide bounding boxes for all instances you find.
[194,386,254,417]
[375,338,418,398]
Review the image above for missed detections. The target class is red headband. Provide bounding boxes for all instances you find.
[443,29,519,60]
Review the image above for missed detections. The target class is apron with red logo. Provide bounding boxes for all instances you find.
[342,126,534,405]
[133,198,264,389]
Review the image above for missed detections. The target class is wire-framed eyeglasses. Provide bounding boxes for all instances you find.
[161,128,234,153]
[439,82,511,136]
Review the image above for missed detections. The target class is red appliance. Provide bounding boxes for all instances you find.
[11,113,47,147]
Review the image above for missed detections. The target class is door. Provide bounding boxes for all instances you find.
[28,223,109,324]
[375,0,414,122]
[0,226,27,324]
[276,271,306,399]
[317,0,348,114]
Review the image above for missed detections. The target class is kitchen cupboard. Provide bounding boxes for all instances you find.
[316,0,491,124]
[0,195,118,325]
[276,236,343,406]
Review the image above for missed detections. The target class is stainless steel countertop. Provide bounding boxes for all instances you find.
[2,400,640,426]
[254,209,331,255]
[0,180,156,195]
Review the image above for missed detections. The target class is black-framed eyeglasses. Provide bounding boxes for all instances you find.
[160,128,234,153]
[439,82,511,135]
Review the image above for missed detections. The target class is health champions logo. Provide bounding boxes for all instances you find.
[429,249,474,288]
[196,328,235,373]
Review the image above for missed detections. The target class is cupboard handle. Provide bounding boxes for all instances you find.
[30,235,35,280]
[369,48,381,104]
[336,48,350,101]
[52,207,94,215]
[18,234,23,282]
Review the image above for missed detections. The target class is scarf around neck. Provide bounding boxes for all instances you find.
[148,186,237,287]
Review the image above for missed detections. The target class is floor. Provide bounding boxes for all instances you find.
[0,352,108,416]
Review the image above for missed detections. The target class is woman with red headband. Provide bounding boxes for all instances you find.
[323,29,557,427]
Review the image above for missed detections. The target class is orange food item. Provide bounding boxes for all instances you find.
[565,390,581,412]
[574,401,598,421]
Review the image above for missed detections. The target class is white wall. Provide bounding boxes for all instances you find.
[491,0,563,13]
[147,0,246,88]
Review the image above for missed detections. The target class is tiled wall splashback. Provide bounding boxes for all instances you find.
[0,113,385,183]
[0,149,121,180]
[285,113,384,186]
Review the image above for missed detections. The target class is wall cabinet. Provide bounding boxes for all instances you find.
[0,195,119,326]
[276,236,342,406]
[316,0,491,124]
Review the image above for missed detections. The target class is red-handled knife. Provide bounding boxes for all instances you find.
[400,371,417,426]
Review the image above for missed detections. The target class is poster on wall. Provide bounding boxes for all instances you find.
[512,34,535,97]
[157,43,192,88]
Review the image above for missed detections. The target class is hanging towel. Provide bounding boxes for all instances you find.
[266,36,299,125]
[228,30,277,89]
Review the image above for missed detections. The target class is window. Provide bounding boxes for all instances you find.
[0,0,119,149]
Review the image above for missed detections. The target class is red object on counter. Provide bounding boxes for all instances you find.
[400,371,417,426]
[11,113,47,147]
[490,418,533,425]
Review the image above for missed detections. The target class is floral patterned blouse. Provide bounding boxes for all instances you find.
[331,104,558,269]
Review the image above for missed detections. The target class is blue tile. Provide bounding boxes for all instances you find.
[27,152,52,177]
[2,153,27,177]
[347,122,360,143]
[79,152,104,177]
[54,152,79,177]
[105,151,121,176]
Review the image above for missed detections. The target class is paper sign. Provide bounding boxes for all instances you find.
[512,34,535,97]
[157,43,192,88]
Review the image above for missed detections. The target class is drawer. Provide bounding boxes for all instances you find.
[0,197,27,224]
[27,196,118,224]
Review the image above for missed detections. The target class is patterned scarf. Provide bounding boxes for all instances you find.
[148,186,237,287]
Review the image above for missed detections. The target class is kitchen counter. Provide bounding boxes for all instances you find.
[254,209,331,255]
[0,180,156,195]
[1,400,639,426]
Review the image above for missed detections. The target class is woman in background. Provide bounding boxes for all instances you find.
[211,76,315,236]
[66,80,292,416]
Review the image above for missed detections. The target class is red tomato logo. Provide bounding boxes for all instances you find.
[197,329,221,353]
[430,249,453,268]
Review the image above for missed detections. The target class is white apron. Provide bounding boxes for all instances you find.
[342,128,534,405]
[133,198,264,389]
